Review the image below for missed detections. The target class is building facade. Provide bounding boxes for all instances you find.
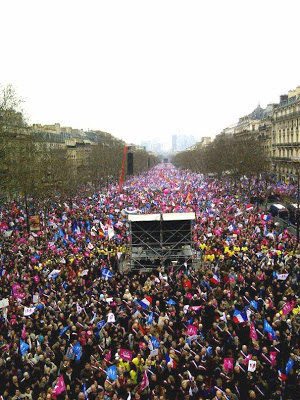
[271,86,300,182]
[219,84,300,182]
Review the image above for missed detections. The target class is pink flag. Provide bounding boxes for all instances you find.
[12,284,26,300]
[186,325,197,337]
[14,291,26,300]
[223,358,234,372]
[1,343,12,353]
[119,348,133,362]
[104,349,111,362]
[258,272,265,281]
[243,354,252,365]
[12,283,21,291]
[52,375,66,395]
[21,325,26,339]
[139,370,149,393]
[190,306,202,311]
[270,351,277,365]
[250,322,258,340]
[139,342,145,350]
[282,301,294,315]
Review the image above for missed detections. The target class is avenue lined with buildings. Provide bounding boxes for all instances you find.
[0,164,299,400]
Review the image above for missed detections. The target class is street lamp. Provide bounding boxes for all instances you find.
[291,157,300,244]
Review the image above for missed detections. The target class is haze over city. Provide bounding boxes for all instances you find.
[1,0,300,150]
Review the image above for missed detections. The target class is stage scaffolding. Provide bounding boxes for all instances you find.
[127,212,196,270]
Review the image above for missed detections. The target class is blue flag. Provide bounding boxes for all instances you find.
[263,319,277,339]
[73,342,82,361]
[166,299,176,305]
[106,365,118,380]
[102,269,113,280]
[83,382,88,399]
[72,219,78,233]
[20,339,29,356]
[150,336,160,349]
[286,358,294,375]
[59,326,70,336]
[187,317,194,326]
[97,320,106,330]
[147,312,154,324]
[250,300,258,310]
[58,228,65,238]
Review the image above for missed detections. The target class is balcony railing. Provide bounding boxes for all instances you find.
[275,110,300,121]
[258,125,267,131]
[271,157,291,162]
[272,142,300,147]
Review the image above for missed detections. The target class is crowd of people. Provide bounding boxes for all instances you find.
[0,164,299,400]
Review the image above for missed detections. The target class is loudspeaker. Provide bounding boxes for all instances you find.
[127,152,133,175]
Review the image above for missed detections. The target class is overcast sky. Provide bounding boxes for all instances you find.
[1,0,300,149]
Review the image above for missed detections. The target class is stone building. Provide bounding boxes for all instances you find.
[220,84,300,182]
[271,86,300,182]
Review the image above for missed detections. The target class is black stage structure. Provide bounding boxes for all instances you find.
[127,212,195,270]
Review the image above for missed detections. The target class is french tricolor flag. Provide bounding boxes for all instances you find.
[232,311,248,324]
[211,274,220,285]
[278,370,287,381]
[138,296,152,309]
[262,214,271,221]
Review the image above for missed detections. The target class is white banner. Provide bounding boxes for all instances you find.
[0,298,9,308]
[277,274,288,280]
[248,360,256,372]
[24,307,36,316]
[107,312,115,323]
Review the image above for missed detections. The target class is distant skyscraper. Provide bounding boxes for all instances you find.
[172,135,177,152]
[173,134,197,152]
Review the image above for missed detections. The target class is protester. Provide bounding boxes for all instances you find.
[0,164,299,400]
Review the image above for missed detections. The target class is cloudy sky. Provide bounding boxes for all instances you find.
[1,0,300,149]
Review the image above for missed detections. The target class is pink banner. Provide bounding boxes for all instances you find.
[21,325,26,339]
[104,349,111,362]
[139,370,149,393]
[250,322,258,340]
[186,325,197,336]
[223,358,234,372]
[270,351,277,365]
[243,354,252,365]
[282,301,294,315]
[119,348,133,362]
[52,375,66,395]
